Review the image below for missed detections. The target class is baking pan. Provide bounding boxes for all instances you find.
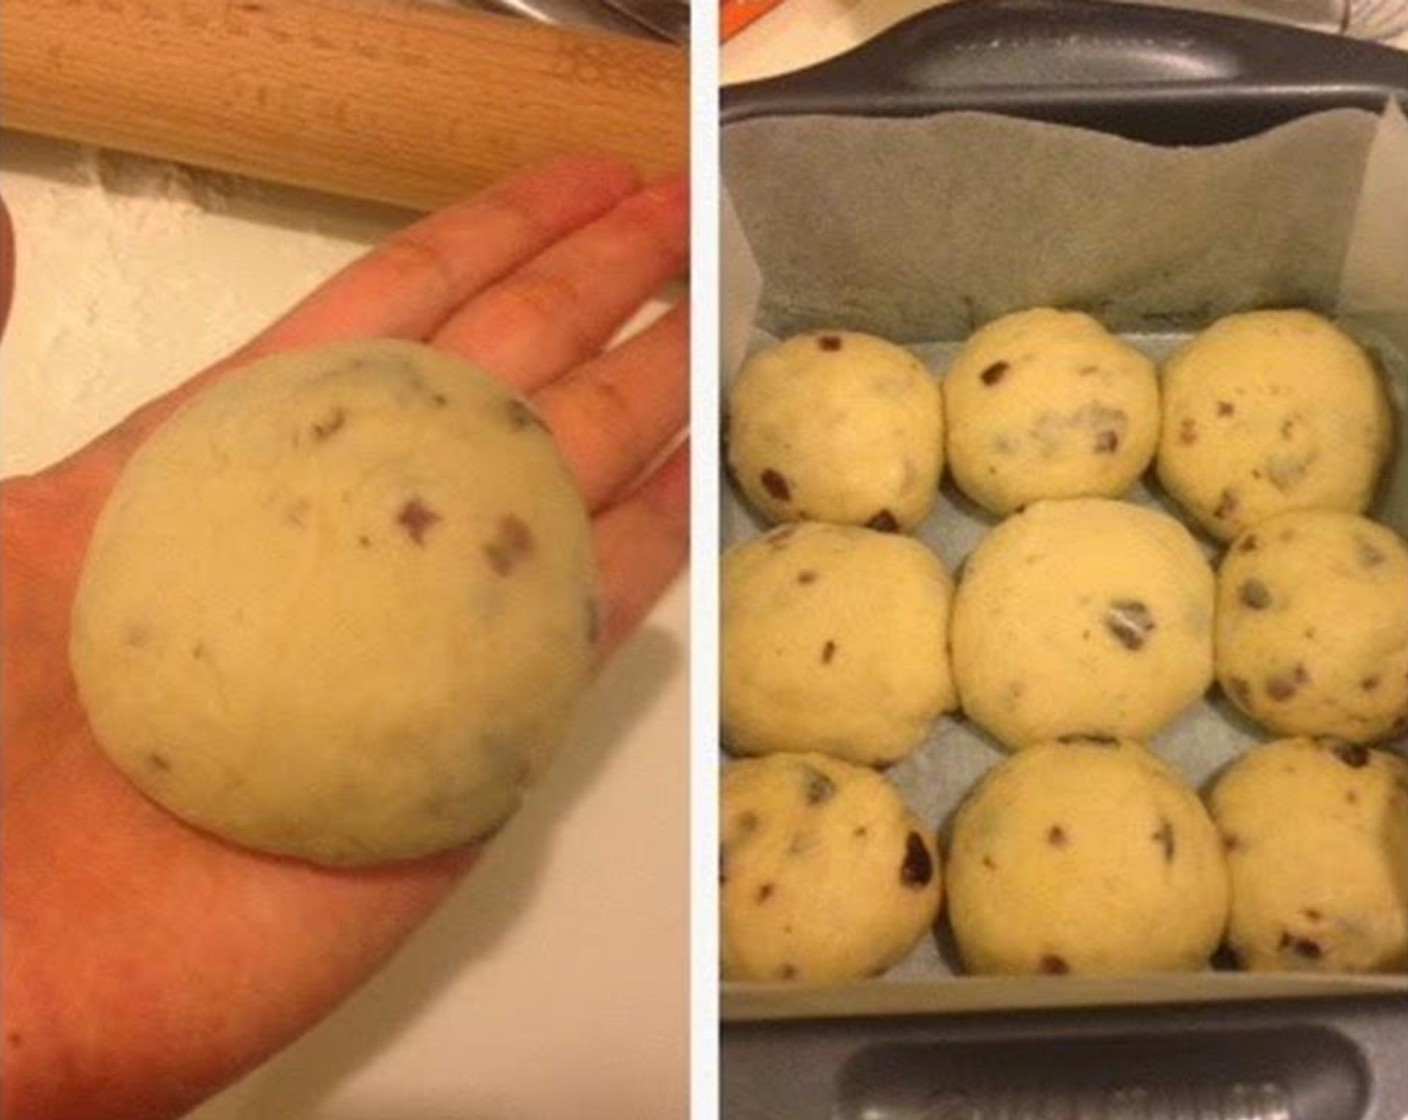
[720,1,1408,1113]
[722,0,1408,141]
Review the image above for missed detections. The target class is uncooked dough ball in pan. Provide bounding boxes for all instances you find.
[726,330,944,532]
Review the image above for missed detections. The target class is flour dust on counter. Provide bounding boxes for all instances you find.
[0,133,404,475]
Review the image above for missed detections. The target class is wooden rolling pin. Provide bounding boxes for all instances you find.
[0,0,687,211]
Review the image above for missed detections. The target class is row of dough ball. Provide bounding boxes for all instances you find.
[726,308,1392,541]
[721,738,1408,983]
[722,501,1408,764]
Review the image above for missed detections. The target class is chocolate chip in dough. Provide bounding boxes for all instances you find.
[760,468,791,502]
[505,398,546,431]
[1239,579,1272,610]
[1332,743,1371,769]
[866,509,900,533]
[1265,663,1309,702]
[980,361,1009,386]
[483,514,534,575]
[1213,489,1239,520]
[801,767,836,805]
[1279,932,1323,961]
[1105,599,1155,651]
[310,406,347,442]
[1039,954,1070,975]
[900,831,933,888]
[396,497,442,546]
[817,334,844,352]
[820,640,837,664]
[1152,818,1175,862]
[1046,825,1068,848]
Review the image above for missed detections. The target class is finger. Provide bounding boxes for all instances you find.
[244,153,643,358]
[72,156,643,470]
[432,173,688,393]
[591,441,689,658]
[535,301,688,511]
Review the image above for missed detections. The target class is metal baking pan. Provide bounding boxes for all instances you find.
[722,0,1408,140]
[720,1,1408,1113]
[724,994,1408,1118]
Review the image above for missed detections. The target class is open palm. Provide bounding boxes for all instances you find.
[1,155,689,1120]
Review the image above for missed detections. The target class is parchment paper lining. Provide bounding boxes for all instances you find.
[720,103,1408,1007]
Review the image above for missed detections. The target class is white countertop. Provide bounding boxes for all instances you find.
[0,132,689,1119]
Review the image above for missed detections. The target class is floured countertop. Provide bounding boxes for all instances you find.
[0,130,688,1119]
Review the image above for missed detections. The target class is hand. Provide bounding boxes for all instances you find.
[0,156,689,1120]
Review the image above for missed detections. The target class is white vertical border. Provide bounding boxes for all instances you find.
[689,0,722,1115]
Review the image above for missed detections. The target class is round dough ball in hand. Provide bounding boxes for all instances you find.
[1215,511,1408,743]
[943,308,1160,515]
[722,522,958,767]
[720,753,942,982]
[726,330,944,532]
[1156,309,1391,541]
[1209,738,1408,973]
[70,340,597,867]
[946,739,1229,975]
[950,498,1215,750]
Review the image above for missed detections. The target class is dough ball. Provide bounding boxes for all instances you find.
[726,330,943,532]
[1156,309,1391,541]
[722,522,958,766]
[1215,511,1408,743]
[947,739,1229,975]
[951,498,1215,750]
[1209,738,1408,973]
[720,753,942,982]
[70,340,597,867]
[943,308,1159,515]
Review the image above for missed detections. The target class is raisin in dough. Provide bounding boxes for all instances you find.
[1210,738,1408,973]
[943,308,1160,515]
[950,498,1215,750]
[70,340,597,867]
[1216,511,1408,743]
[720,753,942,982]
[947,739,1229,975]
[722,522,958,766]
[726,330,943,532]
[1157,310,1391,542]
